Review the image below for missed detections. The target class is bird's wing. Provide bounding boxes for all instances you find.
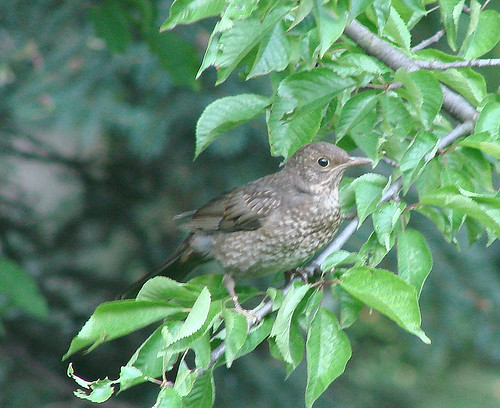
[180,182,281,233]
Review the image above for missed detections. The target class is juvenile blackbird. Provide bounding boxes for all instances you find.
[123,142,371,300]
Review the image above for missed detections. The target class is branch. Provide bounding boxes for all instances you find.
[343,20,479,123]
[415,58,500,69]
[412,30,445,52]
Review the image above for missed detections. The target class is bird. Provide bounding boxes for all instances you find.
[122,142,372,302]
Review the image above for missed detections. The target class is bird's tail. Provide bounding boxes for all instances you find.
[120,238,205,299]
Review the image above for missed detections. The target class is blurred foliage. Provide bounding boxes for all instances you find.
[0,1,499,408]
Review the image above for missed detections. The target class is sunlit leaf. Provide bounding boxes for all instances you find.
[420,186,500,238]
[397,229,432,296]
[196,94,270,157]
[352,173,388,224]
[336,91,379,139]
[64,301,185,358]
[439,0,465,50]
[223,309,248,367]
[305,307,351,408]
[340,266,430,343]
[460,9,500,59]
[271,283,311,364]
[161,0,226,31]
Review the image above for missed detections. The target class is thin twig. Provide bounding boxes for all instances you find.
[481,0,491,12]
[412,30,445,52]
[416,58,500,69]
[425,121,475,161]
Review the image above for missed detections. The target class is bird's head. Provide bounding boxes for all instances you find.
[284,142,372,192]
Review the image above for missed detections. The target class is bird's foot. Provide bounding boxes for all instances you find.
[223,274,260,324]
[285,267,313,283]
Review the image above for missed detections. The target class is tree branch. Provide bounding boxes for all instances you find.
[415,58,500,69]
[343,19,479,123]
[412,30,445,52]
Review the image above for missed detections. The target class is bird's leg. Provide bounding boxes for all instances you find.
[285,266,313,283]
[222,274,261,323]
[222,273,243,311]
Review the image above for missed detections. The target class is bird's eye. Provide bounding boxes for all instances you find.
[317,157,329,167]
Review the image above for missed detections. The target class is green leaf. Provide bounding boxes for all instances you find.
[161,0,226,31]
[357,231,390,267]
[420,186,500,238]
[235,317,274,360]
[340,266,430,343]
[336,53,391,76]
[267,96,322,159]
[335,287,364,329]
[350,0,375,19]
[372,0,391,34]
[155,386,182,408]
[400,130,437,192]
[313,0,348,57]
[372,201,404,250]
[379,93,414,141]
[432,67,486,107]
[460,9,500,59]
[223,309,249,367]
[223,0,260,20]
[384,7,411,51]
[415,157,442,197]
[89,0,130,53]
[439,0,466,50]
[336,91,379,139]
[352,173,388,224]
[395,69,443,129]
[68,364,116,403]
[400,0,425,13]
[183,369,215,408]
[321,250,360,271]
[305,307,351,408]
[460,132,500,159]
[146,31,199,89]
[349,109,379,160]
[215,6,291,84]
[277,68,356,120]
[118,366,145,392]
[397,229,432,297]
[475,101,500,137]
[271,283,311,364]
[173,361,196,397]
[166,287,211,345]
[64,301,184,358]
[163,300,223,354]
[289,0,314,30]
[247,22,290,78]
[0,257,48,319]
[192,333,211,370]
[195,94,269,157]
[137,276,199,305]
[287,316,305,372]
[123,327,164,390]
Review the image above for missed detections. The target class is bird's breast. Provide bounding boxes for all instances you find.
[212,192,341,277]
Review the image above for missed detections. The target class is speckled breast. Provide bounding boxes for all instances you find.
[213,194,341,278]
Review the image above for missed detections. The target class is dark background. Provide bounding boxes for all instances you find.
[1,1,499,407]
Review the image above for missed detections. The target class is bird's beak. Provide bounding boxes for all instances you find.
[342,156,373,169]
